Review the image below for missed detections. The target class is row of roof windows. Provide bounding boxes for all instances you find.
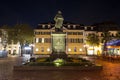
[38,24,81,29]
[38,24,95,30]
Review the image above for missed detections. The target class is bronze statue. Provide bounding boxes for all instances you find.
[54,11,64,30]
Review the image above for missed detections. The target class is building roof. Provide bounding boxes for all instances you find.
[35,21,120,31]
[92,21,120,32]
[35,22,84,30]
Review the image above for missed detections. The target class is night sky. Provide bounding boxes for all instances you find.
[0,0,120,27]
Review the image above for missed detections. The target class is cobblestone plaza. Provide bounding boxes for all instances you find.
[0,56,120,80]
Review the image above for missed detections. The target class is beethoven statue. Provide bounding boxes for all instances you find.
[54,11,64,31]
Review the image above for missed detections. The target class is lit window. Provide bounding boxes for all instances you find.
[36,48,39,51]
[78,32,83,35]
[91,27,93,30]
[68,48,71,52]
[42,25,45,28]
[48,25,51,28]
[68,25,70,28]
[42,38,44,43]
[85,27,87,30]
[73,25,76,28]
[36,38,39,43]
[0,38,1,42]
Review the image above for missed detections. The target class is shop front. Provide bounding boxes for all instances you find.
[106,40,120,55]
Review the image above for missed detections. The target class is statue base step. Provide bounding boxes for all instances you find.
[50,52,68,61]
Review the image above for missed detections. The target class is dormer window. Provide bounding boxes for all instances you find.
[85,27,87,30]
[91,27,93,30]
[111,33,114,37]
[48,25,51,28]
[68,25,70,28]
[73,25,76,28]
[0,38,1,42]
[42,25,45,28]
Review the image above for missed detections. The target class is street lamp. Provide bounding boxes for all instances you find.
[84,44,88,55]
[29,44,34,56]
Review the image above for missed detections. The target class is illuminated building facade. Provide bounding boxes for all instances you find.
[33,21,120,56]
[34,23,86,55]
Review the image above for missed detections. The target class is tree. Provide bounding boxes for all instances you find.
[101,31,115,55]
[92,21,119,55]
[86,33,100,55]
[13,24,34,56]
[0,25,10,50]
[2,24,34,55]
[14,24,34,45]
[116,31,120,39]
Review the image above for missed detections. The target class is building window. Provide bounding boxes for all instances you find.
[0,38,1,42]
[72,39,74,43]
[68,25,70,28]
[41,32,45,35]
[73,32,77,35]
[78,32,83,35]
[74,39,76,43]
[42,38,44,43]
[48,25,51,28]
[42,25,45,28]
[68,32,72,35]
[85,27,87,30]
[91,27,93,30]
[48,38,51,43]
[36,38,39,43]
[46,32,50,35]
[78,39,83,43]
[101,33,104,37]
[34,32,40,35]
[44,38,47,43]
[39,38,42,43]
[73,25,76,28]
[45,38,50,43]
[39,32,41,35]
[111,33,114,37]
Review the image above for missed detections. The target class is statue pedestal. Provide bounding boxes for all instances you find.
[50,32,67,61]
[55,28,62,32]
[50,52,67,61]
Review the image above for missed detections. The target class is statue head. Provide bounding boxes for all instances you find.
[54,11,63,20]
[58,11,62,14]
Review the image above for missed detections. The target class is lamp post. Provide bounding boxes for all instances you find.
[84,44,88,55]
[29,44,34,57]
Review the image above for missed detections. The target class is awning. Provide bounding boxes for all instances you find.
[107,40,120,46]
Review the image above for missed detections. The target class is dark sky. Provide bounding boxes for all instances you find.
[0,0,120,27]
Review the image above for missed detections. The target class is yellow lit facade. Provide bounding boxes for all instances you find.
[33,23,86,55]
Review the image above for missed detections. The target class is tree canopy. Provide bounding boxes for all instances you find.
[1,24,34,45]
[14,24,34,45]
[86,33,99,46]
